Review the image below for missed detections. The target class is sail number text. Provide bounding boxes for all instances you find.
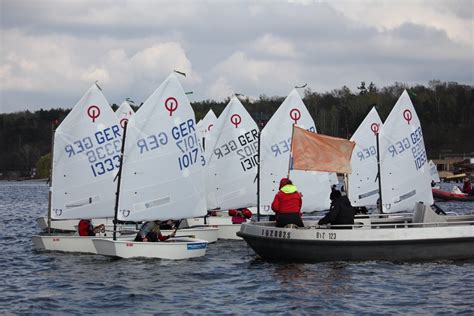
[173,119,205,170]
[386,126,427,170]
[213,128,259,172]
[270,126,315,157]
[63,124,122,177]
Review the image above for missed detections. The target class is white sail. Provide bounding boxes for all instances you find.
[205,97,258,210]
[51,84,120,220]
[428,160,440,183]
[328,173,339,186]
[117,74,207,222]
[198,109,218,153]
[115,101,135,129]
[379,90,433,213]
[347,107,383,206]
[260,89,331,214]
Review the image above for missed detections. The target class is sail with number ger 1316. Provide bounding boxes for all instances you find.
[379,90,433,213]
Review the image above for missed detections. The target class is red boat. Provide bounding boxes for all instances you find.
[432,188,474,202]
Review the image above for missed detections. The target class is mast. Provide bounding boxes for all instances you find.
[113,121,128,240]
[257,129,261,222]
[287,123,295,178]
[375,131,383,214]
[47,120,58,234]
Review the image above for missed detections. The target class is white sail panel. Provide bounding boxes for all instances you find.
[205,97,258,210]
[51,84,120,220]
[118,74,207,221]
[198,109,218,138]
[260,89,331,214]
[347,107,383,206]
[328,173,339,186]
[428,160,440,183]
[201,110,221,159]
[115,101,135,129]
[379,90,433,213]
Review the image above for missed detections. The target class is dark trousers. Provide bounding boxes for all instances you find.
[276,213,304,228]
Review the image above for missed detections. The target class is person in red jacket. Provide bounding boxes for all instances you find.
[77,219,105,236]
[271,177,303,228]
[461,177,472,194]
[228,208,253,224]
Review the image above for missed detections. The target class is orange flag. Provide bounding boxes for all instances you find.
[291,125,355,174]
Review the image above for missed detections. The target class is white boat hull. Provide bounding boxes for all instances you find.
[162,227,219,243]
[32,235,102,254]
[185,216,243,240]
[93,237,208,259]
[36,217,118,232]
[238,203,474,262]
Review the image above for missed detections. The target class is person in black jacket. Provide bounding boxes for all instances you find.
[318,190,355,229]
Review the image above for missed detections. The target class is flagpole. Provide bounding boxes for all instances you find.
[257,130,261,222]
[287,124,296,178]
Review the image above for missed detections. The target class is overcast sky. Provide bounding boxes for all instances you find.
[1,0,472,113]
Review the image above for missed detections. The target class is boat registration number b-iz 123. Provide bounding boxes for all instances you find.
[315,231,337,240]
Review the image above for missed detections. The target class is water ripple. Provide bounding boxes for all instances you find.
[1,181,474,314]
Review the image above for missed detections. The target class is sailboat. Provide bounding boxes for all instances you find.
[92,74,209,259]
[197,109,218,152]
[347,107,383,207]
[186,96,259,240]
[115,100,135,128]
[259,89,331,215]
[379,90,434,213]
[238,91,474,262]
[32,83,130,254]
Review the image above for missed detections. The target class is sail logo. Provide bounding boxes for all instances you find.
[289,108,301,124]
[87,105,101,122]
[120,118,128,128]
[165,97,178,116]
[230,114,242,128]
[403,109,412,124]
[371,123,380,134]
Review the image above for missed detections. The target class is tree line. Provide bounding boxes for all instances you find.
[0,80,472,179]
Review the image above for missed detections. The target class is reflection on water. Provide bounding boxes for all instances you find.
[1,181,474,314]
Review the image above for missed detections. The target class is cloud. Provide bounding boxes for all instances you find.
[0,0,472,113]
[253,34,300,59]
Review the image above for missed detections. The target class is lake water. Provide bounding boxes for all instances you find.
[1,181,474,314]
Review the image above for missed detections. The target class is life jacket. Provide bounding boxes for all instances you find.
[78,219,93,236]
[271,184,302,214]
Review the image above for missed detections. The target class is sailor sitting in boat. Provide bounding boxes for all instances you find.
[461,177,472,194]
[318,190,355,229]
[78,219,105,236]
[134,220,176,242]
[271,178,304,228]
[228,208,253,224]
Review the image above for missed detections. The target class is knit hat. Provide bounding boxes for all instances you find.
[279,177,292,189]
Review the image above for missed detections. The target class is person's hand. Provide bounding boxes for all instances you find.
[143,237,148,242]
